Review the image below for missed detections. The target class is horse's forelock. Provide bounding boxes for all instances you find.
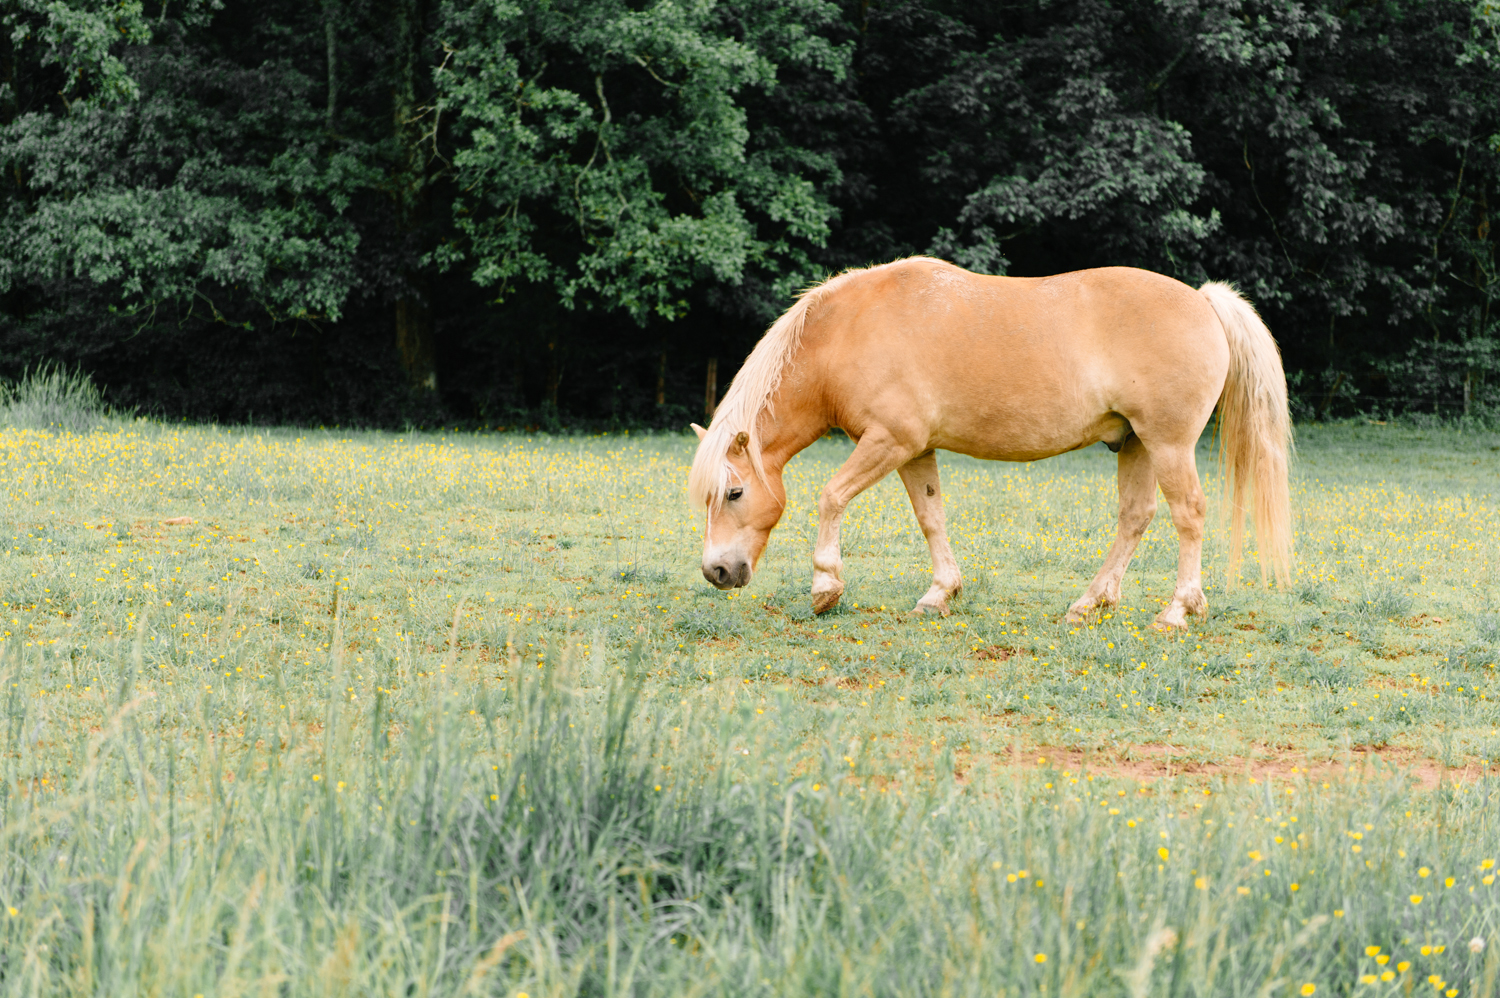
[687,423,735,512]
[690,425,760,511]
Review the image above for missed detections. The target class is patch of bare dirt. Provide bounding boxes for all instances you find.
[1004,742,1484,790]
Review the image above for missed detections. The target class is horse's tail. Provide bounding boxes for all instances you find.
[1200,281,1293,588]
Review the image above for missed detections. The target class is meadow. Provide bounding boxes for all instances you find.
[1,415,1498,996]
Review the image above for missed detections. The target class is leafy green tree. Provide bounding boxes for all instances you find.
[1167,0,1500,409]
[433,0,849,325]
[821,0,1498,415]
[1,0,1497,424]
[909,1,1219,278]
[0,2,379,329]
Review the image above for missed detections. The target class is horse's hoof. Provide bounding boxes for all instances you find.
[1152,611,1188,631]
[1066,596,1119,625]
[812,588,843,615]
[910,600,950,618]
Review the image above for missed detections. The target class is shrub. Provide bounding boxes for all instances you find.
[0,364,108,432]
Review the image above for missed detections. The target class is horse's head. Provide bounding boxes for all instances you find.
[690,423,785,589]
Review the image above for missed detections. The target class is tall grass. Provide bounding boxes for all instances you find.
[0,365,107,433]
[1,629,1496,996]
[1,420,1498,994]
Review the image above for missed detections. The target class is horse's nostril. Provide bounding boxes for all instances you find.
[703,560,747,589]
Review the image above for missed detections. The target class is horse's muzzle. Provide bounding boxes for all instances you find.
[703,558,750,589]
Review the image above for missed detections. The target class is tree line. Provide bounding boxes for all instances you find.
[2,0,1497,427]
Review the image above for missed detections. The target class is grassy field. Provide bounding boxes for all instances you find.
[1,418,1499,996]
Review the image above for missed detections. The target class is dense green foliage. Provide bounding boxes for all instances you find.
[2,0,1499,425]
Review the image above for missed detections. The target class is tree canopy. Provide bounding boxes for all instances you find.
[2,0,1497,425]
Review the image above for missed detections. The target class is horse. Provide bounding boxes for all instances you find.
[687,257,1292,629]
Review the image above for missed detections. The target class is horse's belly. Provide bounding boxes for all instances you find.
[934,404,1130,462]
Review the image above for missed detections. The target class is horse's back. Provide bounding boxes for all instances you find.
[807,259,1230,459]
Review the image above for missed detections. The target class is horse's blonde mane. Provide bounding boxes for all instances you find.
[688,257,945,511]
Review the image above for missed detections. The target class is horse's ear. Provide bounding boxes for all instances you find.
[690,423,707,440]
[732,431,749,454]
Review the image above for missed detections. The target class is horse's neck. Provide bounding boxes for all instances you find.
[756,384,829,475]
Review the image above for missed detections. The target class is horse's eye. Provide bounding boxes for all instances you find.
[726,487,744,502]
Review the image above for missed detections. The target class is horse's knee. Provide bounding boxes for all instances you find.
[1119,502,1154,535]
[816,488,843,521]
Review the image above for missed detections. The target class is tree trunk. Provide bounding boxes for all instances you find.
[546,336,561,410]
[396,295,435,390]
[1318,371,1344,422]
[391,0,436,392]
[0,28,17,128]
[1479,190,1492,334]
[704,357,718,418]
[655,349,667,407]
[324,2,338,132]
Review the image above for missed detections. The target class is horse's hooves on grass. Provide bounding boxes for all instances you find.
[812,589,842,615]
[1152,613,1189,631]
[1066,597,1121,625]
[909,601,950,618]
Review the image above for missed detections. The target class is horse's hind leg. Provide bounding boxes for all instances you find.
[1067,435,1156,622]
[897,450,961,616]
[1146,442,1208,630]
[812,427,914,614]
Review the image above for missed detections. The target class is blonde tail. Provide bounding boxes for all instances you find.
[1200,281,1294,587]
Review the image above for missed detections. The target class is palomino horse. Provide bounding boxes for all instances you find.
[688,257,1291,629]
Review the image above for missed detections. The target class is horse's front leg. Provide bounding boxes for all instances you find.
[812,428,913,614]
[897,450,961,616]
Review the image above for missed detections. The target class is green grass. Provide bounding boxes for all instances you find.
[0,365,109,434]
[1,419,1498,995]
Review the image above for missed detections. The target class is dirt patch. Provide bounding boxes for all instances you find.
[1004,742,1485,790]
[834,732,1481,796]
[974,645,1020,661]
